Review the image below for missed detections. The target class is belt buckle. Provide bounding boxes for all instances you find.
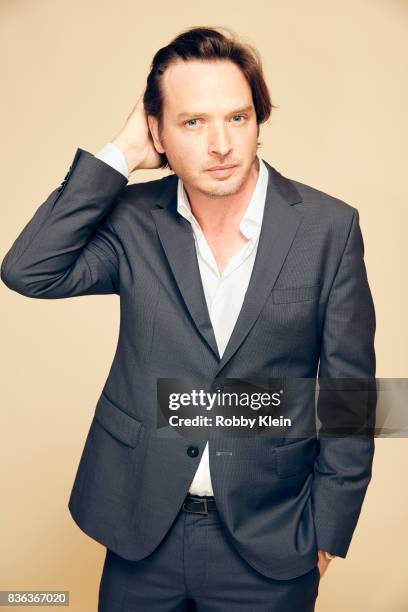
[183,497,209,515]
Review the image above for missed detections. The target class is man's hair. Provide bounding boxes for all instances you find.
[143,26,274,169]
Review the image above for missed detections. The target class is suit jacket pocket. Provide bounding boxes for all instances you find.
[275,437,318,478]
[94,392,144,447]
[272,283,321,304]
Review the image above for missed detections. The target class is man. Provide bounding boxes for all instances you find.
[1,26,376,611]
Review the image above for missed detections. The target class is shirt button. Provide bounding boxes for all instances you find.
[187,446,199,458]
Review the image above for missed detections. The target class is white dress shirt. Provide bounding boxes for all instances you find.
[95,143,269,496]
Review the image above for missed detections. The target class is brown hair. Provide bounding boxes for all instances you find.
[143,26,275,169]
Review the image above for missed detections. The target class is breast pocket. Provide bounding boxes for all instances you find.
[272,282,321,304]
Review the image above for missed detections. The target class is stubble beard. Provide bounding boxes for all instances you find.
[179,159,256,200]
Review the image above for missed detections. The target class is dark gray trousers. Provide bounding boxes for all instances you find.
[98,499,320,611]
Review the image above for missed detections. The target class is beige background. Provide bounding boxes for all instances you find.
[1,0,407,610]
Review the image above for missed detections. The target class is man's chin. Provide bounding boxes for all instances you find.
[197,174,247,198]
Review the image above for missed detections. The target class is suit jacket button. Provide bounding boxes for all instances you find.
[210,381,223,393]
[187,446,199,458]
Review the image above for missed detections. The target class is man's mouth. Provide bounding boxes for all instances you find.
[205,164,238,178]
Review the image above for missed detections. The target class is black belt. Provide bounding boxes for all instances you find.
[182,493,217,515]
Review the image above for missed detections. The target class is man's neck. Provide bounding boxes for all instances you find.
[184,157,260,234]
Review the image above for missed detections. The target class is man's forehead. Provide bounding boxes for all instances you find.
[161,59,253,114]
[162,58,248,90]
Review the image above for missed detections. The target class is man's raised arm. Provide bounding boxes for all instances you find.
[0,96,161,299]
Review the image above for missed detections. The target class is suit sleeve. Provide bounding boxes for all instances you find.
[95,142,129,178]
[311,208,377,557]
[0,148,128,298]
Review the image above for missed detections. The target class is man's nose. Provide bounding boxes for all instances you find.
[208,123,233,157]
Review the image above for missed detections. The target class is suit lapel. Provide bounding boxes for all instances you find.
[215,161,304,374]
[151,161,303,370]
[151,179,220,360]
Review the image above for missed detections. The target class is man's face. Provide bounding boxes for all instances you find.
[149,59,259,198]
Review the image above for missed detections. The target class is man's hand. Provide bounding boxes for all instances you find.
[111,95,163,173]
[317,549,333,578]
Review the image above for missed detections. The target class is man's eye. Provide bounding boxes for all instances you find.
[184,116,245,127]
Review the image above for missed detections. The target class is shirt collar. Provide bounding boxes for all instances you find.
[177,154,269,241]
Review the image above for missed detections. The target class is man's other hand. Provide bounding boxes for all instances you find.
[317,549,334,578]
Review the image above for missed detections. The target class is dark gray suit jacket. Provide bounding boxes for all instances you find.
[1,148,376,580]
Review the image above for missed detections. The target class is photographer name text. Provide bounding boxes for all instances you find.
[168,415,292,428]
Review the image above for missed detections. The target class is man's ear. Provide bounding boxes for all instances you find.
[147,115,165,154]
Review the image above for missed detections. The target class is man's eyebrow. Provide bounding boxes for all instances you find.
[176,105,254,119]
